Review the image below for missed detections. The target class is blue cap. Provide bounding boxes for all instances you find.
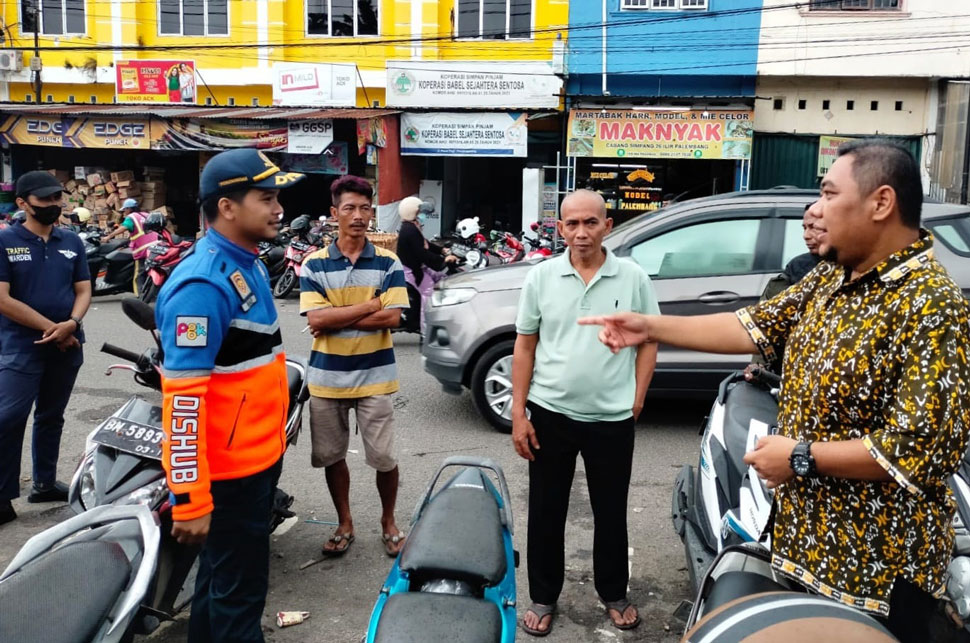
[200,149,305,202]
[122,198,139,210]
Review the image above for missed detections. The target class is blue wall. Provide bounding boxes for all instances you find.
[567,0,763,98]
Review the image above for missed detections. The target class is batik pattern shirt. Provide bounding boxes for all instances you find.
[737,231,970,615]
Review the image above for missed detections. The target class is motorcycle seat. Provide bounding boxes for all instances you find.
[373,592,502,643]
[721,382,780,506]
[0,540,132,643]
[285,359,305,416]
[400,486,506,587]
[703,570,789,615]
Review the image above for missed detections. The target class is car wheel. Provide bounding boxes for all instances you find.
[471,339,515,433]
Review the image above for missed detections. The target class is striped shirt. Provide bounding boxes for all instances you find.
[300,239,409,399]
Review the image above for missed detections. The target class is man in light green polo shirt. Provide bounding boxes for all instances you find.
[511,189,659,637]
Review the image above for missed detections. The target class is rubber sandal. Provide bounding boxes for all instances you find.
[604,598,641,630]
[382,531,407,557]
[521,602,556,637]
[321,532,354,557]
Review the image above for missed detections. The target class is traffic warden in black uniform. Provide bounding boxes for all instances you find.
[0,171,91,525]
[156,149,303,642]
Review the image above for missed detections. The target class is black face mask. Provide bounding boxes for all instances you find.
[30,204,62,226]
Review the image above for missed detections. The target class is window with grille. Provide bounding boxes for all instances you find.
[809,0,900,10]
[20,0,85,35]
[159,0,228,36]
[621,0,708,10]
[457,0,532,38]
[307,0,378,37]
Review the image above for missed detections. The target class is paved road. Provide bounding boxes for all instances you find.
[0,297,702,642]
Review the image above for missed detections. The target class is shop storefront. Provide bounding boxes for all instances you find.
[0,105,398,234]
[566,108,754,226]
[385,60,564,237]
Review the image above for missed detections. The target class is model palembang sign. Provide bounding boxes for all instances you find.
[116,60,197,104]
[566,109,754,160]
[272,63,356,107]
[817,135,857,177]
[387,61,561,109]
[400,112,528,157]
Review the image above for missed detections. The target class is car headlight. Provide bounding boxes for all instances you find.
[78,455,97,511]
[114,478,169,508]
[431,288,477,307]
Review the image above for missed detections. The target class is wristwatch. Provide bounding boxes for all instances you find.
[70,316,83,332]
[789,441,817,478]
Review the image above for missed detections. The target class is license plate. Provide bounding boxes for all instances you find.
[92,416,164,460]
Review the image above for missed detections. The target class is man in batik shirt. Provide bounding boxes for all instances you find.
[579,140,970,643]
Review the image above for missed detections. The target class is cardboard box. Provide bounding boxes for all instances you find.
[78,185,91,197]
[152,205,175,218]
[105,182,117,194]
[64,179,78,192]
[116,180,133,188]
[106,193,120,208]
[93,185,106,196]
[94,198,109,209]
[83,197,96,210]
[86,173,104,187]
[118,185,141,199]
[110,171,134,183]
[140,181,165,191]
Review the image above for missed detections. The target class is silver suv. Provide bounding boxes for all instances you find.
[422,188,970,432]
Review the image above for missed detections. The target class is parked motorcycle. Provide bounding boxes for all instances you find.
[68,297,310,624]
[273,216,323,299]
[0,504,161,642]
[258,238,289,286]
[365,456,517,643]
[138,214,195,304]
[673,368,970,639]
[81,227,139,297]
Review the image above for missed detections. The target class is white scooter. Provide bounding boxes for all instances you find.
[0,505,160,642]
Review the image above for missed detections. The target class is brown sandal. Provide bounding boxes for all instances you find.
[321,532,354,557]
[521,603,556,637]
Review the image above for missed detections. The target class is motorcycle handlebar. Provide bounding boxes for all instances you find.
[101,343,142,364]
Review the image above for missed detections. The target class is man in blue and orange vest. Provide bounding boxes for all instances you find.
[156,149,303,642]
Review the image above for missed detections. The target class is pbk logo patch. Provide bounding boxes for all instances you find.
[175,316,208,347]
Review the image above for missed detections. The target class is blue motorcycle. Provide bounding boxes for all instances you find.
[364,456,517,643]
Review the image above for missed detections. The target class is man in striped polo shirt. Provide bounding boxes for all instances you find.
[300,176,410,558]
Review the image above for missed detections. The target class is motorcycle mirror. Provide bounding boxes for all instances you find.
[122,297,157,331]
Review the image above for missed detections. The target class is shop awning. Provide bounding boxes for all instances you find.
[0,103,398,121]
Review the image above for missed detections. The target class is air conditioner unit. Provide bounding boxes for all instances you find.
[0,50,24,72]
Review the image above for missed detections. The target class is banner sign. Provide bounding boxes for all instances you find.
[150,119,288,151]
[401,112,527,157]
[817,135,857,177]
[287,119,334,154]
[116,60,197,104]
[0,115,151,149]
[272,63,356,107]
[566,109,754,160]
[280,142,349,175]
[387,61,561,109]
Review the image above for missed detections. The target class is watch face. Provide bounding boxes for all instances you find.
[792,455,810,476]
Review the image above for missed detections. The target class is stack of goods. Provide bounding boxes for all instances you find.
[48,166,171,230]
[367,233,398,253]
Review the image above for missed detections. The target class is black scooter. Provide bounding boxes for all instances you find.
[81,227,138,297]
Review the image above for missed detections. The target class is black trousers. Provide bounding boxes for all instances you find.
[526,402,635,605]
[880,577,938,643]
[188,460,282,643]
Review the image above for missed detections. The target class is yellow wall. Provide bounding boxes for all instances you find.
[1,0,566,106]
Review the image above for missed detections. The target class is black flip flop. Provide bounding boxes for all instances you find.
[321,532,355,557]
[521,603,556,637]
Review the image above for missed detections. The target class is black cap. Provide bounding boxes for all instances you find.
[16,171,64,200]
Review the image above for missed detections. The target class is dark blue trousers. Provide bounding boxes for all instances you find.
[188,459,282,643]
[0,347,83,501]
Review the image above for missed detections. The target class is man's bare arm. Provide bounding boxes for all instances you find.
[347,309,402,331]
[307,298,381,331]
[0,281,54,332]
[512,333,538,420]
[71,279,92,321]
[813,440,892,481]
[633,342,657,419]
[580,312,756,355]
